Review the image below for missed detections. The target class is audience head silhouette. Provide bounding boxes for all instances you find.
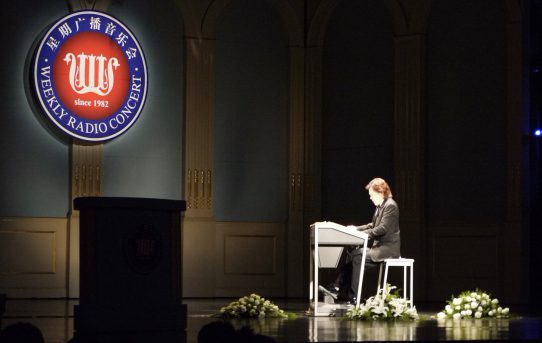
[198,321,236,343]
[0,322,45,343]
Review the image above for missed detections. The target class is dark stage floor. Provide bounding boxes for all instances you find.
[1,298,541,342]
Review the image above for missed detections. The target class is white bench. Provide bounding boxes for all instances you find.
[377,257,414,306]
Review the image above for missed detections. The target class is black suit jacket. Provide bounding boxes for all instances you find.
[356,197,401,262]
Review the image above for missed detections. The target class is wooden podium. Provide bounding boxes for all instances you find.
[73,197,186,335]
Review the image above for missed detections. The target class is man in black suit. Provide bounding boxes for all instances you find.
[322,178,401,303]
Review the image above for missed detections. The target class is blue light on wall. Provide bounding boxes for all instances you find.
[535,129,541,137]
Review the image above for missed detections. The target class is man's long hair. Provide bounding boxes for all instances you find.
[365,178,393,199]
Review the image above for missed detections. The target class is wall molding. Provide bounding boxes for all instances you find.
[0,217,68,298]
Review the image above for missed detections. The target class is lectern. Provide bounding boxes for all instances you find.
[309,221,368,316]
[73,197,186,335]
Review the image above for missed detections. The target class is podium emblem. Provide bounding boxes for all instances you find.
[123,224,163,274]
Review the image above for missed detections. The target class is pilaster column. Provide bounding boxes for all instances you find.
[68,143,103,297]
[181,36,217,296]
[304,0,338,228]
[393,34,426,299]
[304,1,337,298]
[184,37,215,218]
[304,45,324,228]
[287,45,305,296]
[303,44,324,299]
[393,35,425,224]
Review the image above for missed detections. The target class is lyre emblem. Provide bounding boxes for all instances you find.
[63,52,120,96]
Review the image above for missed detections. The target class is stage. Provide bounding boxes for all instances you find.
[1,298,541,342]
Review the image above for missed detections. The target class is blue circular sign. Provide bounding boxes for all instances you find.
[33,10,148,142]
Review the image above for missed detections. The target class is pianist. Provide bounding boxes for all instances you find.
[322,177,401,304]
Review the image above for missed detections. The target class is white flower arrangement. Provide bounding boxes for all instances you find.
[436,289,510,320]
[345,284,419,321]
[219,293,289,319]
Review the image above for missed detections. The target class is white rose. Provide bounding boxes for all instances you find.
[488,310,494,316]
[471,301,478,309]
[464,304,471,310]
[470,292,477,298]
[455,306,462,311]
[475,311,482,319]
[466,310,472,316]
[437,312,447,319]
[446,306,454,314]
[481,300,487,306]
[492,298,499,305]
[465,296,472,302]
[453,298,462,305]
[497,307,502,313]
[453,313,461,320]
[477,306,483,312]
[502,308,509,315]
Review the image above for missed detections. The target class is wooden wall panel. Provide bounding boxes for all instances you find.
[215,222,285,297]
[0,231,56,274]
[0,217,68,298]
[224,235,277,275]
[427,225,502,301]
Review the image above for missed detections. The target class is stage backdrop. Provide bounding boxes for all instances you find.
[0,0,528,306]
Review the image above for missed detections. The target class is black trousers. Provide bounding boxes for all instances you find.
[333,252,379,301]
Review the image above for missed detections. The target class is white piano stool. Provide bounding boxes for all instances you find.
[377,257,415,306]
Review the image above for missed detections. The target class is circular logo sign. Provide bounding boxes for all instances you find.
[33,11,147,142]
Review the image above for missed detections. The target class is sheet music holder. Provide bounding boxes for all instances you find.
[309,221,368,316]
